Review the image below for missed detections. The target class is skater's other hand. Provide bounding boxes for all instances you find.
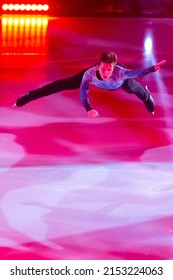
[154,60,167,71]
[87,109,99,118]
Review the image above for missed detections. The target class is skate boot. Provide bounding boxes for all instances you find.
[15,93,31,107]
[143,86,155,115]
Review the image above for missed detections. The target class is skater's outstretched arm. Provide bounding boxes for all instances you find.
[154,60,167,71]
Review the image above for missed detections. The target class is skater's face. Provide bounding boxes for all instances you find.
[98,62,114,80]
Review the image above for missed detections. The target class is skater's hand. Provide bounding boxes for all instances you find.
[154,60,167,71]
[87,109,99,118]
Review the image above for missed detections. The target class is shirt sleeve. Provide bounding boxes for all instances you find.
[79,68,93,112]
[123,66,156,79]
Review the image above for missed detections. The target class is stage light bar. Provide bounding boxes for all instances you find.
[2,3,49,12]
[1,15,48,55]
[2,15,48,25]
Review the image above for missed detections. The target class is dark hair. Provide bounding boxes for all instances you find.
[97,51,117,65]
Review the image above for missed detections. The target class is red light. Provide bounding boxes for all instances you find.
[31,4,37,11]
[2,4,8,10]
[20,4,25,11]
[25,4,31,11]
[37,5,42,11]
[8,4,14,11]
[43,4,48,11]
[14,4,20,11]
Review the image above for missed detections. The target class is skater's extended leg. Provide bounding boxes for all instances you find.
[15,68,87,107]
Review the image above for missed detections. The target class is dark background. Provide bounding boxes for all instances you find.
[48,0,173,17]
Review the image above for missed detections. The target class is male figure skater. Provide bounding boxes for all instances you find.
[14,51,166,117]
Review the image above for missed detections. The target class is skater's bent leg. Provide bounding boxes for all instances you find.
[121,79,149,101]
[121,79,154,113]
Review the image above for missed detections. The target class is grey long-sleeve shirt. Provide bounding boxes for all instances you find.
[80,64,155,111]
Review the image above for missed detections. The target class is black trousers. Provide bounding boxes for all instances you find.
[16,67,149,107]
